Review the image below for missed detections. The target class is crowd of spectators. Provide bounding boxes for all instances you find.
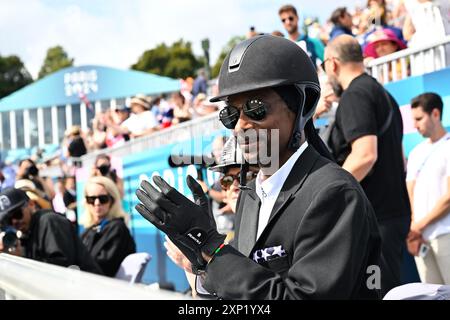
[0,0,449,295]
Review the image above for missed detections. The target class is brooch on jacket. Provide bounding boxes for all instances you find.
[252,245,287,263]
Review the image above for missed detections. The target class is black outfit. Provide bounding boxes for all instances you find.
[328,73,411,296]
[21,210,102,274]
[81,218,136,277]
[68,136,87,157]
[201,146,381,299]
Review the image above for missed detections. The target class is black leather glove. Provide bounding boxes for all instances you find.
[135,175,226,274]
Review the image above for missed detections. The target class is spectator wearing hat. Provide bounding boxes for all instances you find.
[359,0,406,52]
[0,188,102,274]
[364,27,407,58]
[121,95,159,138]
[208,136,259,242]
[363,27,409,81]
[14,179,52,211]
[329,7,355,41]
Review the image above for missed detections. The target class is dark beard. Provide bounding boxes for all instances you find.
[330,81,344,98]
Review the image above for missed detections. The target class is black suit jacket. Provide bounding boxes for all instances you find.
[202,145,381,299]
[23,210,102,275]
[81,218,136,277]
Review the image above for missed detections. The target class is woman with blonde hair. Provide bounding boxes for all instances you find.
[81,176,136,277]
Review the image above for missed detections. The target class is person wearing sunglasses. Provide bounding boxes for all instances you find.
[80,176,136,277]
[278,4,324,68]
[210,136,260,242]
[0,187,102,274]
[136,35,381,299]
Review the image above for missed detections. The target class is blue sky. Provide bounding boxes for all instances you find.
[0,0,363,78]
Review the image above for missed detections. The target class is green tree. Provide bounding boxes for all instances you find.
[38,45,74,79]
[0,54,33,98]
[211,35,245,78]
[132,39,203,79]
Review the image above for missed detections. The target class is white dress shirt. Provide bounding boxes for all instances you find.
[196,141,309,295]
[255,141,308,239]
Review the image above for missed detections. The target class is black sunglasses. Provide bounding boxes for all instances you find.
[220,171,258,189]
[320,57,340,73]
[85,194,111,205]
[219,99,268,129]
[281,16,295,23]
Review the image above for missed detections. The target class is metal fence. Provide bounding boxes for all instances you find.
[366,35,450,84]
[0,253,189,300]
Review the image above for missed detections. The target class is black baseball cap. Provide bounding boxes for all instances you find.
[0,188,29,224]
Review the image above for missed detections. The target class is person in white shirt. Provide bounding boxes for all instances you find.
[406,92,450,284]
[121,95,159,138]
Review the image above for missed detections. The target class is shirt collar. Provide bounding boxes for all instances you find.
[255,141,309,201]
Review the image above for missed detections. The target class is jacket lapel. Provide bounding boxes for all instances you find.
[237,188,261,257]
[255,145,321,245]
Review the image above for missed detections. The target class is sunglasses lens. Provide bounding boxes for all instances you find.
[244,100,267,121]
[220,176,235,189]
[86,195,110,205]
[219,106,240,129]
[98,195,110,204]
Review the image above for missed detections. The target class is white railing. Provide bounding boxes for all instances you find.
[0,253,189,300]
[80,111,222,170]
[366,35,450,84]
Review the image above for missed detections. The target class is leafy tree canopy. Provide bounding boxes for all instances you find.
[0,54,33,98]
[38,45,74,79]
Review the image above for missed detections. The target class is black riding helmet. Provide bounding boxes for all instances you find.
[211,35,333,161]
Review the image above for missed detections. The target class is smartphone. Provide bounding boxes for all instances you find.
[418,243,430,258]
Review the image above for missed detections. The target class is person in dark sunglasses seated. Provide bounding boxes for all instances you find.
[135,35,381,300]
[80,176,136,277]
[0,188,102,274]
[208,136,259,243]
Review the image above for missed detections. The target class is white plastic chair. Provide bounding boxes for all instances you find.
[383,283,450,300]
[115,252,151,284]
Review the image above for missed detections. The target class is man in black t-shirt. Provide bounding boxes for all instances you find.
[323,35,411,297]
